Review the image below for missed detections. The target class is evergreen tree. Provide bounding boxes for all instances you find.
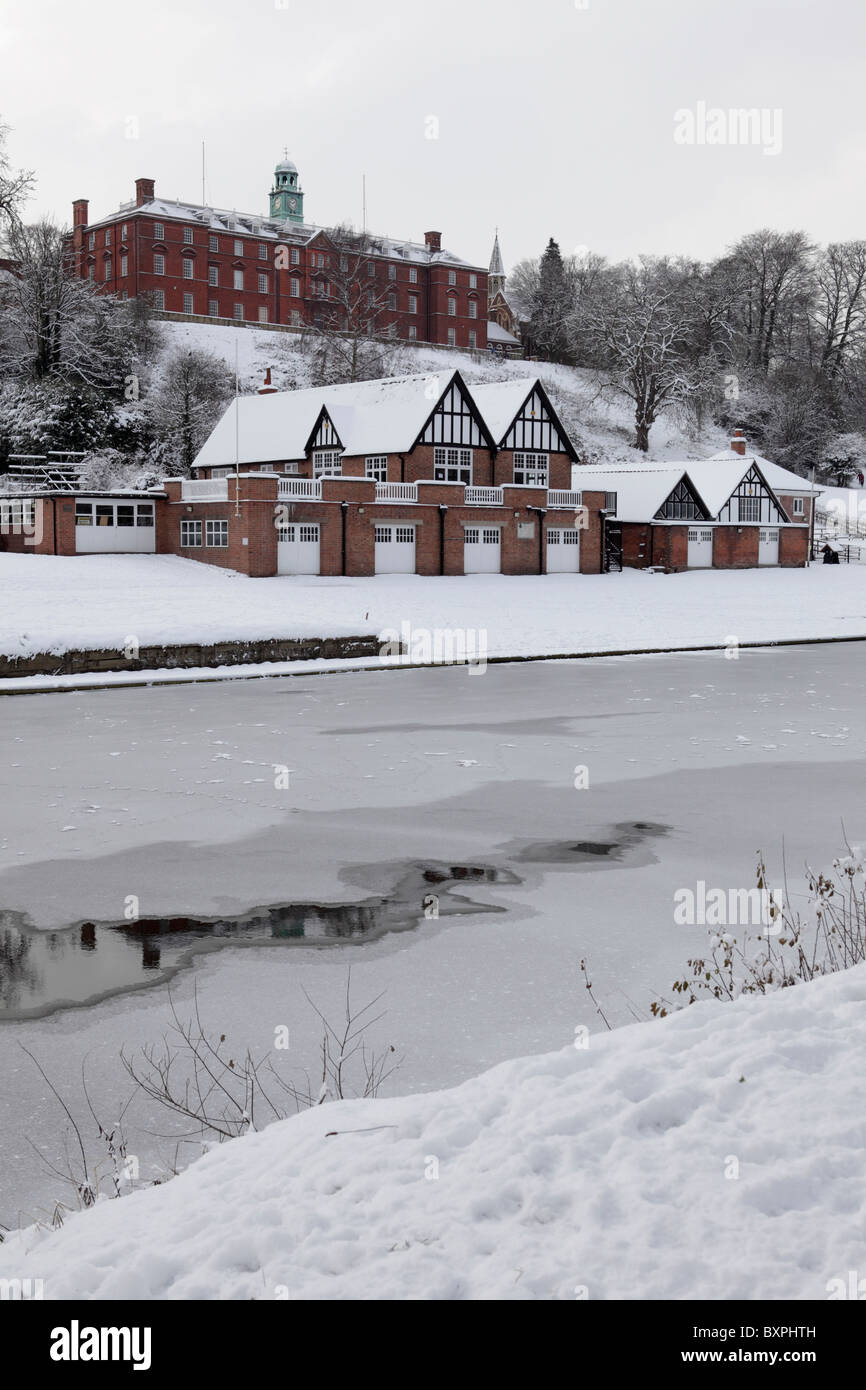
[528,239,573,364]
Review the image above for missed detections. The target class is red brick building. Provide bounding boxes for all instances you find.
[68,157,489,351]
[575,433,816,571]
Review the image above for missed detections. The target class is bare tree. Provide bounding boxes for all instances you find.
[813,241,866,379]
[147,347,234,475]
[303,225,396,384]
[724,229,815,373]
[0,119,34,230]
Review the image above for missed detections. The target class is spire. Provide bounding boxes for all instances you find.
[489,229,505,280]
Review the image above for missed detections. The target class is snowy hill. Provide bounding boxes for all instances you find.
[2,964,864,1300]
[158,320,734,469]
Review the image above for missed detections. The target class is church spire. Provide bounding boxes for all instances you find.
[489,229,505,283]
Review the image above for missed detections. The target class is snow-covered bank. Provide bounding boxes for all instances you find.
[1,554,865,665]
[2,964,863,1301]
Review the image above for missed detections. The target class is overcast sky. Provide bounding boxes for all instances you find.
[2,0,864,272]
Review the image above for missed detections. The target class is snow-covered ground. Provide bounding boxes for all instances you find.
[1,554,865,664]
[1,645,863,1228]
[1,961,863,1301]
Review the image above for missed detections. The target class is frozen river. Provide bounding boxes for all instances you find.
[1,644,864,1223]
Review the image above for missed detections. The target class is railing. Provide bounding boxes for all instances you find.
[376,483,418,503]
[181,478,228,502]
[279,478,323,500]
[547,490,583,509]
[464,486,504,505]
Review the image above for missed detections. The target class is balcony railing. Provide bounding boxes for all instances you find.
[279,478,323,500]
[182,478,228,502]
[465,486,504,506]
[376,483,418,503]
[547,490,583,509]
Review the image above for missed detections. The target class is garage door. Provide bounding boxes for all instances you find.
[277,522,320,575]
[759,528,780,566]
[464,526,501,574]
[547,527,581,573]
[375,524,416,575]
[687,528,714,568]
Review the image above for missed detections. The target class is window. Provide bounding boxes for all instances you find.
[209,300,219,317]
[367,262,376,277]
[153,289,165,310]
[87,263,95,280]
[365,456,388,481]
[183,227,193,244]
[183,293,194,314]
[258,272,268,293]
[208,265,219,286]
[469,299,478,319]
[116,504,135,527]
[793,497,804,516]
[258,306,268,323]
[447,328,456,347]
[183,258,194,278]
[395,527,414,544]
[605,492,617,514]
[290,247,300,265]
[409,267,418,284]
[154,254,165,275]
[448,270,457,286]
[375,525,390,544]
[408,325,417,340]
[136,504,154,528]
[181,519,202,548]
[96,504,115,527]
[88,232,95,250]
[469,331,477,349]
[388,292,397,310]
[448,296,457,316]
[317,253,325,268]
[209,235,219,252]
[258,244,268,260]
[469,273,477,289]
[206,519,229,548]
[0,499,35,530]
[120,254,128,277]
[389,265,396,281]
[387,322,398,338]
[234,239,243,255]
[233,303,243,320]
[434,447,473,484]
[290,277,300,297]
[103,257,111,281]
[153,222,164,240]
[105,228,112,247]
[120,290,128,300]
[313,450,342,477]
[738,495,761,523]
[121,223,128,240]
[74,502,93,526]
[513,452,549,486]
[340,254,349,272]
[465,527,480,544]
[409,294,418,314]
[289,309,301,326]
[233,269,244,290]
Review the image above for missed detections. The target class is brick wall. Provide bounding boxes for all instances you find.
[712,527,759,568]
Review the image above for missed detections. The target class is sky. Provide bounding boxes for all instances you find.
[2,0,865,273]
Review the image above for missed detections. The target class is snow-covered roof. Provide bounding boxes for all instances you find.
[705,448,816,494]
[485,321,521,346]
[467,379,537,443]
[86,195,483,268]
[195,373,460,467]
[573,467,700,522]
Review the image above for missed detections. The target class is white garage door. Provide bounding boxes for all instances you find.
[277,522,320,575]
[759,528,780,566]
[547,527,581,573]
[375,524,416,575]
[687,527,714,568]
[75,500,156,553]
[464,526,501,574]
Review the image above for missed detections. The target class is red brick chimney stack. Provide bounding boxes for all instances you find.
[72,199,89,227]
[135,177,155,206]
[731,429,747,457]
[258,368,278,395]
[425,230,442,253]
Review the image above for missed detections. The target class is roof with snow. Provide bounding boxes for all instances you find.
[574,453,820,522]
[466,379,537,444]
[572,467,705,522]
[485,321,521,347]
[705,448,816,494]
[84,194,483,269]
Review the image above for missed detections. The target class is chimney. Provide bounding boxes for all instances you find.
[731,429,747,457]
[135,177,155,206]
[72,198,89,228]
[425,230,442,253]
[258,368,278,395]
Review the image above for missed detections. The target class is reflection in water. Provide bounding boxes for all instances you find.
[0,861,508,1020]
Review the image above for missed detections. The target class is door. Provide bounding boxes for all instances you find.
[277,522,320,575]
[464,526,501,574]
[375,524,416,575]
[546,527,581,573]
[687,527,714,568]
[759,528,780,565]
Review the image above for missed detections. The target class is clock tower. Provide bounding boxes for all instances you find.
[270,152,305,225]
